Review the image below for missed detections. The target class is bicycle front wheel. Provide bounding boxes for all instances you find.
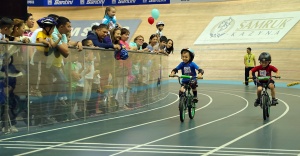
[266,96,270,117]
[188,96,196,119]
[262,95,269,120]
[179,96,186,122]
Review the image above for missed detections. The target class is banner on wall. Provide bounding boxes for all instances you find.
[194,11,300,45]
[27,0,170,6]
[170,0,225,3]
[70,19,141,42]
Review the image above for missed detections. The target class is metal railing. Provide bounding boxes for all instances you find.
[0,41,169,133]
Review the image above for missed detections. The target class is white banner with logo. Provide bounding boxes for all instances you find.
[194,11,300,45]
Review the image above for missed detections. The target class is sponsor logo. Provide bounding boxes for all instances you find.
[143,0,148,3]
[148,0,167,2]
[194,11,300,44]
[86,0,105,4]
[112,0,116,4]
[71,27,91,38]
[117,0,136,4]
[210,17,235,38]
[70,19,141,44]
[48,0,52,5]
[27,0,34,4]
[80,0,85,5]
[54,0,74,5]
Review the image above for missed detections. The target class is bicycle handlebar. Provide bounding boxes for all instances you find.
[169,74,203,79]
[248,76,280,81]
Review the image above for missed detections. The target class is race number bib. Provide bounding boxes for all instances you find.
[184,67,191,74]
[259,70,267,76]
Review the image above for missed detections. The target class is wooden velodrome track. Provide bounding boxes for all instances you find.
[28,0,300,83]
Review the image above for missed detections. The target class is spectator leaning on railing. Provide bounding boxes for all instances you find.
[24,13,35,37]
[86,24,120,50]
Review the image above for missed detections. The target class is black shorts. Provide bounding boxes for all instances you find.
[181,80,198,89]
[257,79,275,88]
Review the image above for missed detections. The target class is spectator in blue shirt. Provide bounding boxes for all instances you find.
[86,24,120,50]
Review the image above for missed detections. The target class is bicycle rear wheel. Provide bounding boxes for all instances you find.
[179,96,186,122]
[262,95,269,120]
[188,96,196,119]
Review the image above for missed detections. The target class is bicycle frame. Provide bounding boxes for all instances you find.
[255,76,276,120]
[177,75,194,101]
[170,75,200,122]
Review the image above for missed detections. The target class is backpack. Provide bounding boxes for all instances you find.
[114,45,129,60]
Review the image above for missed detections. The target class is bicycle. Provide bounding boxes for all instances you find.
[250,76,280,120]
[169,74,202,122]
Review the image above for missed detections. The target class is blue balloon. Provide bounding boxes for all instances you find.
[151,9,160,20]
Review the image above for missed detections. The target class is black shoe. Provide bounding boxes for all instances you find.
[192,97,198,103]
[271,98,278,106]
[179,91,183,97]
[254,98,260,107]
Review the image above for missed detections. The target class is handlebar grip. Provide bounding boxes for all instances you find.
[181,75,192,79]
[272,76,281,79]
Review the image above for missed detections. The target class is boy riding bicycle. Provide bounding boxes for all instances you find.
[170,48,204,103]
[249,52,280,107]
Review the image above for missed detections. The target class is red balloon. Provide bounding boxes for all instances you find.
[148,17,154,25]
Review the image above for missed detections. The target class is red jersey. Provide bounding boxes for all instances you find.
[251,64,278,81]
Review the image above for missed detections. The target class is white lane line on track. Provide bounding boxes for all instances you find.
[4,146,300,155]
[14,93,213,156]
[110,92,248,156]
[277,92,300,98]
[203,87,300,98]
[202,99,289,156]
[3,141,300,153]
[0,93,173,142]
[4,143,300,155]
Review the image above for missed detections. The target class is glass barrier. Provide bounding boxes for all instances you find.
[0,42,169,133]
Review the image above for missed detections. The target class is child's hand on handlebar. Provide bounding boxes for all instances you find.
[197,74,203,79]
[169,72,176,77]
[275,75,281,78]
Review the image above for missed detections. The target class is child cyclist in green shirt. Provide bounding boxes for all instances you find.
[170,48,204,102]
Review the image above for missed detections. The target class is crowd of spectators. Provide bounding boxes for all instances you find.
[0,6,170,133]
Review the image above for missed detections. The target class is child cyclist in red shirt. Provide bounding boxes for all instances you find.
[249,52,280,107]
[170,48,204,103]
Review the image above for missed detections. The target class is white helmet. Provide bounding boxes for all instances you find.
[156,21,164,27]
